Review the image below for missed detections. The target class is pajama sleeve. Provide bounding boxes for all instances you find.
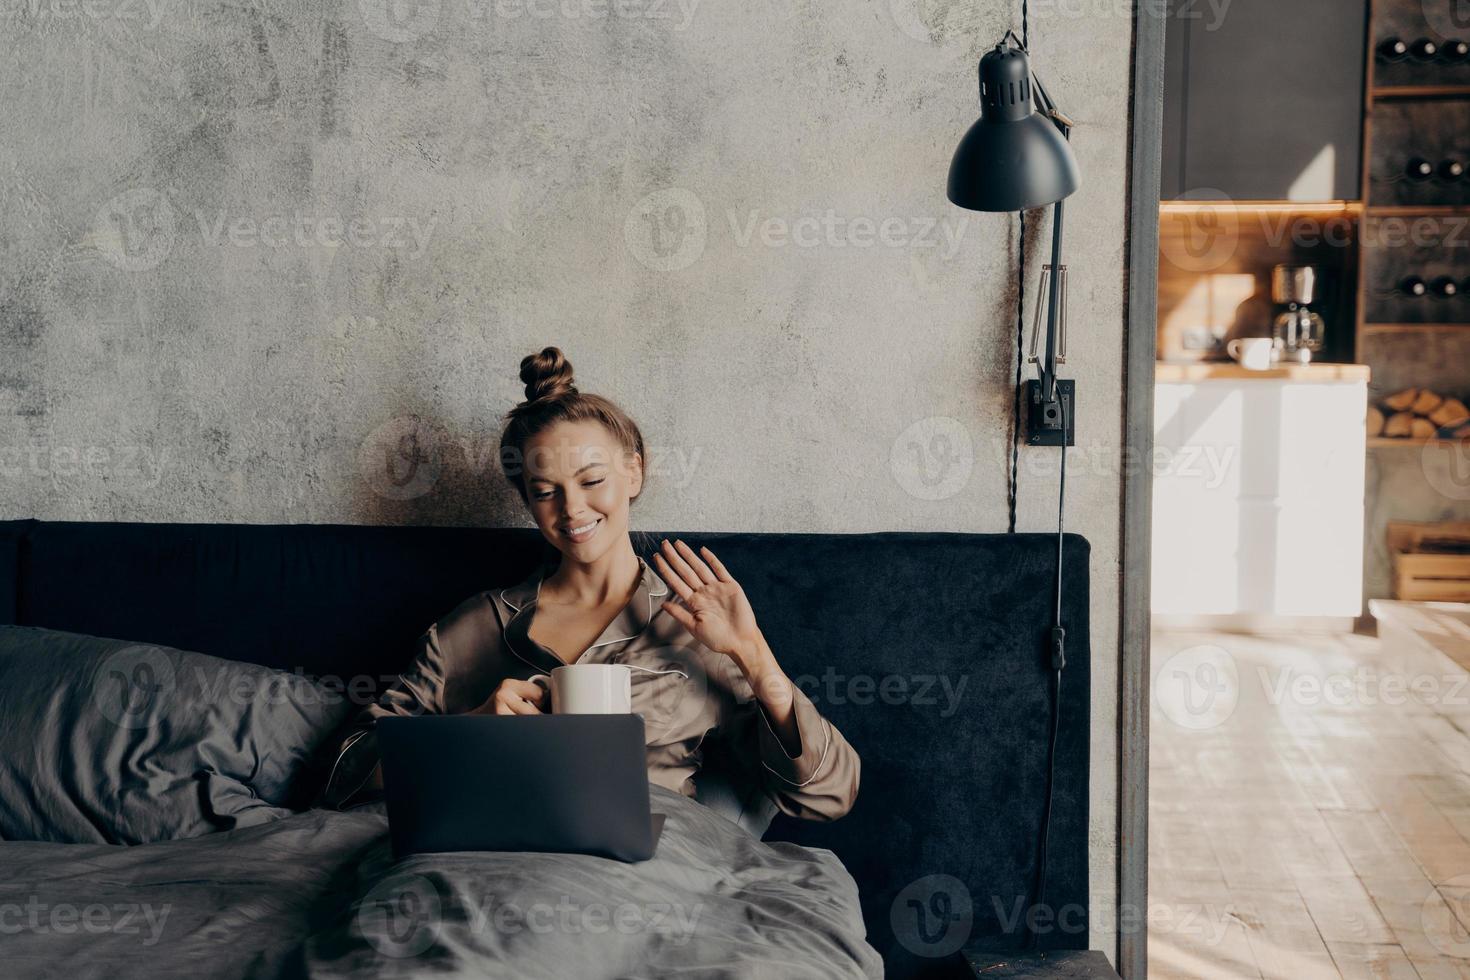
[314,619,452,810]
[705,654,861,822]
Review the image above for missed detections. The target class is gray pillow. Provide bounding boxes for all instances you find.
[0,626,352,844]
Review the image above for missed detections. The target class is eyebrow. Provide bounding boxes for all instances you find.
[528,462,606,485]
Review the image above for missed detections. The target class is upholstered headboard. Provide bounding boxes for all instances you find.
[0,520,1091,978]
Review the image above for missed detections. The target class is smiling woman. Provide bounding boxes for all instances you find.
[317,347,861,823]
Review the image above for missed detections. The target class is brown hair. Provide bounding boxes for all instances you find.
[498,346,646,505]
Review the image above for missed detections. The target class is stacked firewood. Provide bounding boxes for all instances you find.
[1368,388,1470,440]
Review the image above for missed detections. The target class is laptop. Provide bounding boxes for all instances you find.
[376,713,666,862]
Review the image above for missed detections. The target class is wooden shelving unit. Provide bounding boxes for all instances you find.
[1356,0,1470,447]
[1352,0,1470,420]
[1363,322,1470,332]
[1369,436,1465,447]
[1371,85,1470,100]
[1364,204,1470,216]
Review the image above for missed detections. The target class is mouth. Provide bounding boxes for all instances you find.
[559,517,603,543]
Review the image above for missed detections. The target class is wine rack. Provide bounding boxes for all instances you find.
[1361,216,1470,323]
[1369,2,1470,91]
[1358,0,1470,346]
[1366,101,1470,207]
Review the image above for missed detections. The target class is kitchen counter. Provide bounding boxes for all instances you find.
[1155,362,1371,382]
[1153,365,1367,621]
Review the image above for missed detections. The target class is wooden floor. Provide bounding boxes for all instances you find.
[1151,627,1470,979]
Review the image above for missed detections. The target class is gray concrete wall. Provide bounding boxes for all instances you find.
[0,0,1132,953]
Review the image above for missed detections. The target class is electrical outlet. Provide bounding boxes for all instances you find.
[1024,379,1076,447]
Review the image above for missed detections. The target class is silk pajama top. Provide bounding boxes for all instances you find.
[319,554,861,822]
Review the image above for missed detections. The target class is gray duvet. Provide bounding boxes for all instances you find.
[4,785,882,979]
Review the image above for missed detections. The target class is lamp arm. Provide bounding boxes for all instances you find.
[1040,197,1066,404]
[1029,70,1075,137]
[1028,61,1071,407]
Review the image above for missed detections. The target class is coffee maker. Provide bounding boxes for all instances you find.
[1270,265,1326,364]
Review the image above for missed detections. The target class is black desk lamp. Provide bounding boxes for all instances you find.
[948,31,1080,445]
[947,32,1084,965]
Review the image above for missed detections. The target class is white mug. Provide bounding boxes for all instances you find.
[1226,337,1274,370]
[543,664,632,715]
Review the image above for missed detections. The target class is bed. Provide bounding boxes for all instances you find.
[0,521,1092,979]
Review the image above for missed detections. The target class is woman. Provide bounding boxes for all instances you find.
[320,347,859,822]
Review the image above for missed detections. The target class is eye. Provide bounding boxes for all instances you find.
[583,479,605,487]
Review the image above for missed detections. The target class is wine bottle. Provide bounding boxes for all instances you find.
[1378,36,1409,61]
[1431,276,1460,298]
[1442,159,1466,180]
[1410,37,1440,60]
[1442,39,1470,63]
[1407,157,1435,180]
[1400,275,1428,297]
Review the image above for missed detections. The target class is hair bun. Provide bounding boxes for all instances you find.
[519,346,578,402]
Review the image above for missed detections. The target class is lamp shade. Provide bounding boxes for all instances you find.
[947,44,1080,213]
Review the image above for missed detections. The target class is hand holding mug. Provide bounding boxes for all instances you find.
[472,677,549,716]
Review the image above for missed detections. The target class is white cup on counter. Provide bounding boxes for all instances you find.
[1226,337,1274,371]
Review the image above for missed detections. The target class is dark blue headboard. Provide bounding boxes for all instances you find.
[0,519,1091,977]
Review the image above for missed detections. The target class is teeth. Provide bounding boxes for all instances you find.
[566,520,599,535]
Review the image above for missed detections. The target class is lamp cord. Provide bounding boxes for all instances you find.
[1026,395,1067,951]
[1009,212,1025,534]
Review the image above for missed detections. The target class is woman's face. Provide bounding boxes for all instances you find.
[521,420,642,564]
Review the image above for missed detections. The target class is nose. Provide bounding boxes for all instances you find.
[560,487,587,523]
